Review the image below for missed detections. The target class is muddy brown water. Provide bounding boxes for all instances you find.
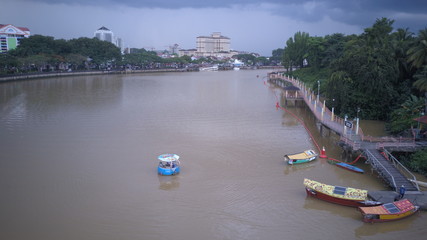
[1,70,425,240]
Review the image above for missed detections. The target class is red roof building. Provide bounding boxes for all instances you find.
[0,24,31,53]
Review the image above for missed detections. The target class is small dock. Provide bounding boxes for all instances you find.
[369,191,427,210]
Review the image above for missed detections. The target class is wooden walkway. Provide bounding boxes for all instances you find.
[268,73,421,192]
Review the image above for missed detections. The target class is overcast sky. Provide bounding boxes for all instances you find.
[2,0,427,56]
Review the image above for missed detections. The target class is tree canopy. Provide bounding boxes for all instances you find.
[282,18,427,124]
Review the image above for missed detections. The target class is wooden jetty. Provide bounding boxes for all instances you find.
[268,72,423,193]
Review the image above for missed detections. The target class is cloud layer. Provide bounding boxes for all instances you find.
[3,0,426,56]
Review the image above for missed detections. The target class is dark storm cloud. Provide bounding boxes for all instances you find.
[21,0,427,13]
[22,0,427,29]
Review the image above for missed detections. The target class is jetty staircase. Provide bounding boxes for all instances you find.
[268,72,421,192]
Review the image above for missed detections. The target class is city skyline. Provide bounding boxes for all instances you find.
[2,0,427,56]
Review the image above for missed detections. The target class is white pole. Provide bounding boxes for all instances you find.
[321,100,325,120]
[356,117,359,135]
[344,115,347,135]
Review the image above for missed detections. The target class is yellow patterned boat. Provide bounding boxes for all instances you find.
[304,178,381,207]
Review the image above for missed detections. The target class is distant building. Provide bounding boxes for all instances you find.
[197,32,230,54]
[178,49,197,57]
[0,24,30,53]
[178,32,238,59]
[94,26,124,53]
[94,26,113,43]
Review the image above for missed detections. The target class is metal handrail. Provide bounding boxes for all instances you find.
[365,150,397,190]
[383,149,420,191]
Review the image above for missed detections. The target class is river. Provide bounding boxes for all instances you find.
[0,69,425,240]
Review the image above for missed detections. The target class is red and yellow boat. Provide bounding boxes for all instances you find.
[358,199,419,223]
[303,178,381,207]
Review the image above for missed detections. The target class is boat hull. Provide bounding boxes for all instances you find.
[158,166,180,175]
[360,206,419,223]
[305,188,379,207]
[335,162,364,173]
[287,157,315,165]
[285,150,317,165]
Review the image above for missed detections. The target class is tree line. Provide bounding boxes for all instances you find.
[280,18,426,128]
[0,35,279,74]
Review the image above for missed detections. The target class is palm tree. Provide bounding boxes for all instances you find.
[408,28,427,112]
[407,28,427,69]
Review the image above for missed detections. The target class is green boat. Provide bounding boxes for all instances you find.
[284,149,317,165]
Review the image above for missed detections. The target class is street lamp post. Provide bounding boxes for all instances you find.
[356,107,360,135]
[331,99,335,121]
[317,80,320,103]
[344,114,348,135]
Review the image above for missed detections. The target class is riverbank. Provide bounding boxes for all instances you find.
[0,66,284,83]
[0,68,188,83]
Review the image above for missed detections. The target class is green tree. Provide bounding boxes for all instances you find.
[65,53,88,70]
[389,95,425,133]
[321,33,347,69]
[10,35,58,56]
[271,48,284,65]
[409,148,427,175]
[407,28,427,69]
[68,37,121,68]
[306,36,325,69]
[334,18,399,119]
[0,53,19,73]
[408,28,427,112]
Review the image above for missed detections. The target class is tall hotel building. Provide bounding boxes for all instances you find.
[179,32,238,58]
[196,32,230,55]
[0,24,30,53]
[94,26,124,53]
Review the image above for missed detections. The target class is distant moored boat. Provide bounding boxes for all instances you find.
[284,150,317,165]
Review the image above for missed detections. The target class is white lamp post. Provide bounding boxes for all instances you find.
[317,80,320,103]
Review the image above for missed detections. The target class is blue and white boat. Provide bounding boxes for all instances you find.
[157,154,181,175]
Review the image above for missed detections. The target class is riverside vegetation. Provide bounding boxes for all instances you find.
[274,18,427,176]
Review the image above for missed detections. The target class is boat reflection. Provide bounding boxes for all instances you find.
[303,196,360,219]
[354,214,417,237]
[158,175,180,191]
[283,162,315,175]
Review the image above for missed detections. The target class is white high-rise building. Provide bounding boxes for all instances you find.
[94,26,114,43]
[94,26,124,53]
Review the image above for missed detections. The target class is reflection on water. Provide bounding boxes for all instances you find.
[158,175,180,190]
[0,70,425,240]
[354,213,420,238]
[283,162,316,175]
[303,196,360,219]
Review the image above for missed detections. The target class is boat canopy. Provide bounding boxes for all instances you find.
[359,199,415,215]
[158,154,180,162]
[304,178,367,200]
